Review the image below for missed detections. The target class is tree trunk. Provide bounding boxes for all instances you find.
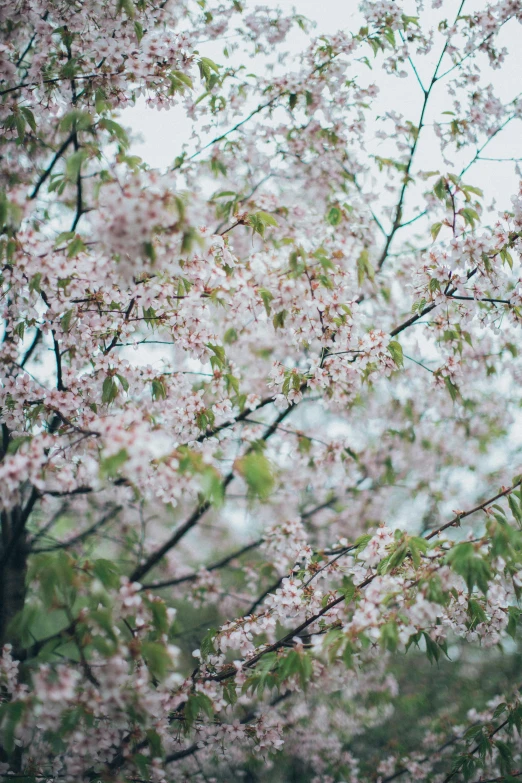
[0,507,29,648]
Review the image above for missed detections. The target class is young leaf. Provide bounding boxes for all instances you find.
[236,451,275,501]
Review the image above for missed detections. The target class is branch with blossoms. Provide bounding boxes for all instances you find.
[114,229,521,589]
[2,0,522,781]
[167,477,522,729]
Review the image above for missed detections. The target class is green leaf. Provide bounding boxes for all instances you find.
[151,378,167,401]
[223,681,237,705]
[383,27,396,45]
[116,0,135,17]
[59,109,92,133]
[326,206,342,226]
[99,118,130,149]
[100,448,128,478]
[67,235,86,258]
[13,112,26,141]
[492,703,507,719]
[201,467,225,507]
[500,246,513,269]
[460,207,480,228]
[356,248,374,286]
[278,649,300,681]
[141,641,172,680]
[259,287,274,315]
[207,342,226,371]
[433,177,446,201]
[422,631,447,665]
[444,376,459,402]
[380,621,399,652]
[199,56,220,74]
[61,309,74,332]
[134,21,144,42]
[354,534,372,555]
[445,543,491,594]
[343,641,355,668]
[148,600,169,635]
[430,221,442,241]
[237,451,275,501]
[169,70,194,93]
[273,309,288,329]
[54,230,75,247]
[116,373,129,393]
[495,739,513,773]
[386,544,407,572]
[20,106,37,133]
[6,603,41,646]
[93,559,120,589]
[249,211,278,238]
[223,327,238,344]
[89,608,118,642]
[0,701,25,753]
[402,14,420,28]
[28,551,76,610]
[28,272,42,293]
[339,575,355,602]
[388,340,404,368]
[297,651,313,689]
[185,692,214,730]
[461,183,483,198]
[467,598,487,630]
[102,376,118,404]
[408,536,428,569]
[508,494,522,528]
[65,149,87,182]
[200,628,218,659]
[507,606,520,640]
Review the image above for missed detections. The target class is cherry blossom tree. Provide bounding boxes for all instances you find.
[1,0,522,780]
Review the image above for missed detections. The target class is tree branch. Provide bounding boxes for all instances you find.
[29,133,75,200]
[130,406,295,583]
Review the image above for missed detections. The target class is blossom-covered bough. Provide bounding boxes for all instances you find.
[1,0,522,779]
